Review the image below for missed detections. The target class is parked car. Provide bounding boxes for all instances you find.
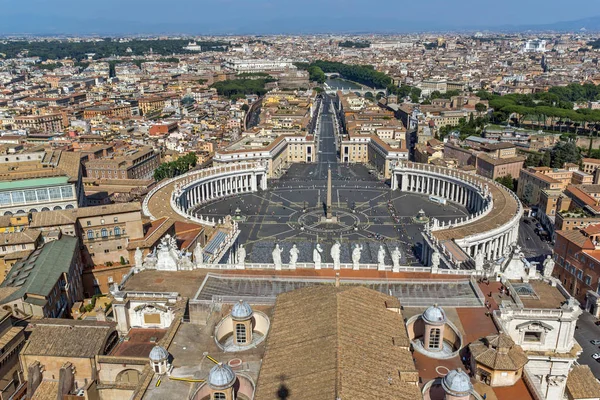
[592,353,600,359]
[595,321,600,326]
[592,340,600,345]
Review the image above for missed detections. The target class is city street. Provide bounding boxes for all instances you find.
[518,219,552,263]
[575,311,600,378]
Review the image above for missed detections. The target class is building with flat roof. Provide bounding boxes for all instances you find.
[0,150,84,216]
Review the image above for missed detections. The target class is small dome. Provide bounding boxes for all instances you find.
[442,369,473,396]
[149,345,169,362]
[423,304,446,325]
[208,363,236,390]
[231,300,253,320]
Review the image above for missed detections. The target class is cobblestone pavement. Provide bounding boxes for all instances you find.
[194,178,468,264]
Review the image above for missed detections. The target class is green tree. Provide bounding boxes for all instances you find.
[541,151,551,167]
[475,103,487,113]
[495,174,515,191]
[550,141,581,168]
[241,104,249,112]
[307,66,326,84]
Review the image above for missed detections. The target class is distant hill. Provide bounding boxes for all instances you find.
[504,16,600,32]
[1,14,600,35]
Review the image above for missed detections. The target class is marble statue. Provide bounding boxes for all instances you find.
[503,244,512,259]
[543,255,555,278]
[289,244,299,269]
[155,234,179,271]
[313,244,323,270]
[431,251,440,269]
[352,244,362,270]
[194,242,204,267]
[475,250,485,271]
[179,253,194,270]
[272,244,283,270]
[237,244,246,269]
[134,247,143,270]
[377,245,386,270]
[144,247,157,269]
[391,247,401,272]
[331,241,341,270]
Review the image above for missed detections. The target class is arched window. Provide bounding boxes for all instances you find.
[429,328,441,349]
[87,230,94,240]
[235,323,246,344]
[114,227,121,236]
[101,228,108,238]
[214,393,226,400]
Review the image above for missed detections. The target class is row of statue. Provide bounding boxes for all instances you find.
[246,242,403,270]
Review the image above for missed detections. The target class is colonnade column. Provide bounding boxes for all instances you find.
[400,173,408,191]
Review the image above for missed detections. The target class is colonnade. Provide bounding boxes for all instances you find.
[392,162,522,268]
[177,171,267,213]
[398,172,484,212]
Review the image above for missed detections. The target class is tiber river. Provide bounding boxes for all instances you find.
[324,78,363,90]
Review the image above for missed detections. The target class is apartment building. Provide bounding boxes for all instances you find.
[517,166,593,206]
[553,225,600,309]
[83,104,132,119]
[14,114,64,133]
[475,143,525,180]
[84,147,160,180]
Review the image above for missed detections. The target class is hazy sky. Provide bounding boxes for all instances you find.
[1,0,599,34]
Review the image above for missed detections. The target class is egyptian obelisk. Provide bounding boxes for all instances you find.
[326,165,333,219]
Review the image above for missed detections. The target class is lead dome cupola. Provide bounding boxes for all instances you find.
[231,300,253,321]
[208,362,236,390]
[423,304,446,325]
[442,369,472,396]
[149,345,169,362]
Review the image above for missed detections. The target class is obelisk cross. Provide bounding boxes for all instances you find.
[326,165,333,219]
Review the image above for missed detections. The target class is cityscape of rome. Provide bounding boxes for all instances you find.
[4,1,600,399]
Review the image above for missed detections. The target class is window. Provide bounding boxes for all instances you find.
[104,249,109,253]
[235,323,247,344]
[87,221,91,227]
[114,227,121,236]
[36,189,49,201]
[114,217,118,223]
[87,230,94,240]
[214,393,226,400]
[577,270,583,280]
[524,331,542,342]
[60,186,73,199]
[429,328,441,349]
[11,191,24,204]
[48,187,61,200]
[101,228,108,238]
[0,193,10,205]
[24,190,37,202]
[101,219,105,225]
